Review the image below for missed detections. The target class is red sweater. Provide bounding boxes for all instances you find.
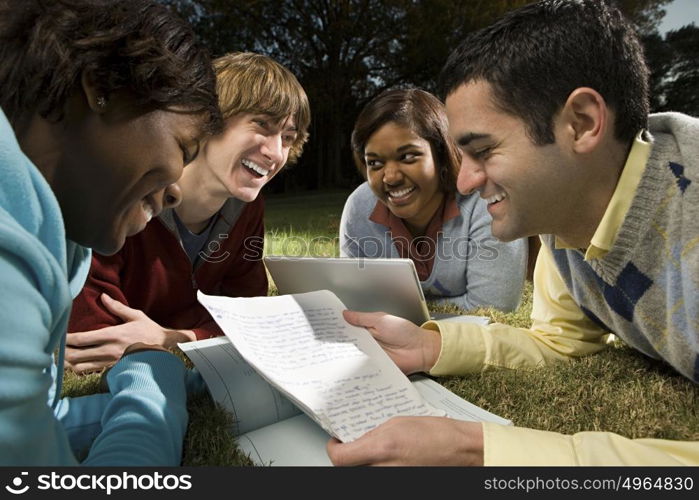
[69,197,268,339]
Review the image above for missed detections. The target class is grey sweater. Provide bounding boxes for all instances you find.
[543,112,699,383]
[339,182,528,312]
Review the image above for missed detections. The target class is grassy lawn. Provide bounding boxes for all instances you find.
[263,188,352,259]
[62,188,699,465]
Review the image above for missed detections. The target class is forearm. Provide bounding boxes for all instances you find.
[82,350,188,466]
[483,423,699,465]
[427,243,610,376]
[53,393,112,461]
[426,320,608,376]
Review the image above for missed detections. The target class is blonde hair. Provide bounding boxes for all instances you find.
[213,52,310,164]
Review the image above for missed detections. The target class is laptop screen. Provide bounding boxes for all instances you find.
[263,257,431,325]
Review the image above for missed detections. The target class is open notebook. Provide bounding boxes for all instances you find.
[263,256,489,326]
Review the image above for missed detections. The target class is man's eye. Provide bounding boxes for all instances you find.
[253,118,267,128]
[472,147,492,160]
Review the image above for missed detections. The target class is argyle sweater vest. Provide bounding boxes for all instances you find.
[542,112,699,383]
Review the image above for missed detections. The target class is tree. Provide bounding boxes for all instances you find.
[660,24,699,116]
[640,31,674,111]
[613,0,672,35]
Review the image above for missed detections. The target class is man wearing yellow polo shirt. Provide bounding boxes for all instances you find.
[327,0,699,466]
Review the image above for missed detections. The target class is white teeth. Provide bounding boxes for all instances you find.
[242,158,270,177]
[388,186,415,198]
[142,200,154,223]
[485,192,507,204]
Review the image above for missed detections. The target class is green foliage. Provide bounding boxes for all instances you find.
[642,23,699,116]
[660,24,699,116]
[615,0,673,35]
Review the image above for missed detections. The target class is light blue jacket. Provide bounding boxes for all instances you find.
[0,108,189,465]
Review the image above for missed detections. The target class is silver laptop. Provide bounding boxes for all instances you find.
[263,256,431,325]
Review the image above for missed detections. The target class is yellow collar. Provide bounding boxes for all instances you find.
[555,131,651,260]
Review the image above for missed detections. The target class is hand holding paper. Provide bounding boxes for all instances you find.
[197,289,445,442]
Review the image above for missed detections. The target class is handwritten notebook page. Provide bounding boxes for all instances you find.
[198,289,444,442]
[178,337,302,435]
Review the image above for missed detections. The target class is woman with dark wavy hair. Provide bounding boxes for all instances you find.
[0,0,221,465]
[340,88,527,314]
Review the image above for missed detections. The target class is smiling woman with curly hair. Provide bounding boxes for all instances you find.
[0,0,221,465]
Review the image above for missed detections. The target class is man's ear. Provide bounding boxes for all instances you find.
[80,69,107,113]
[560,87,608,154]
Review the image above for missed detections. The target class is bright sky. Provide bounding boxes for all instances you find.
[658,0,699,34]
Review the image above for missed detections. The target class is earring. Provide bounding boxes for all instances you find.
[96,96,106,108]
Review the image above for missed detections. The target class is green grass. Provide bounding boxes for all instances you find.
[264,188,351,236]
[62,189,699,465]
[263,188,350,259]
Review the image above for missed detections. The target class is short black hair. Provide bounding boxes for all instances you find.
[439,0,649,145]
[0,0,222,133]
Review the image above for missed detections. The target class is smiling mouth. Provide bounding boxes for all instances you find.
[387,186,416,201]
[484,192,507,205]
[242,158,271,178]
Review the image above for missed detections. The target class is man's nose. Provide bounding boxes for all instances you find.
[456,156,487,195]
[261,133,283,166]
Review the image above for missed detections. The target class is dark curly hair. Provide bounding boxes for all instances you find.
[0,0,222,134]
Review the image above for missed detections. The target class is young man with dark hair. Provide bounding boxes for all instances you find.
[329,0,698,466]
